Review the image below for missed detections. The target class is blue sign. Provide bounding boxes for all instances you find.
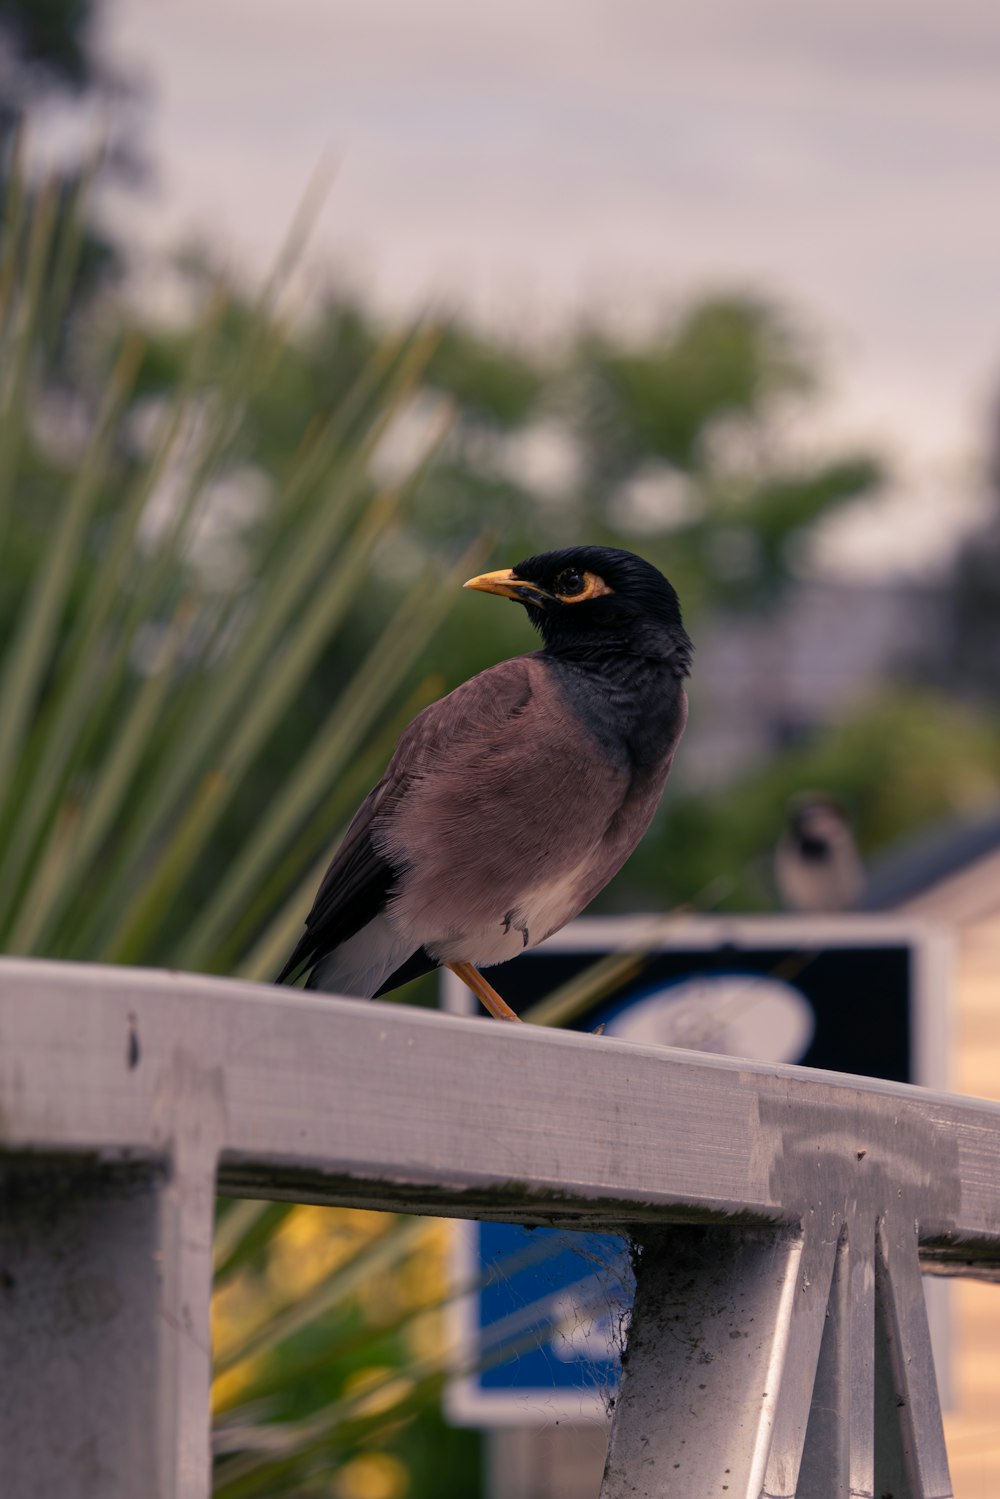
[448,1221,631,1422]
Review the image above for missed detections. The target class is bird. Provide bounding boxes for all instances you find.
[774,792,865,914]
[277,545,692,1022]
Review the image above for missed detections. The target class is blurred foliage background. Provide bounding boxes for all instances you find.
[3,2,1000,1494]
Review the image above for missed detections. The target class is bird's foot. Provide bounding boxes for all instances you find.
[447,962,522,1023]
[502,910,531,948]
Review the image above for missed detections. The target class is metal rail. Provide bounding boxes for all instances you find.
[0,957,996,1497]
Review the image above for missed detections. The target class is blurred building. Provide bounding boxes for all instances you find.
[683,579,944,787]
[865,807,1000,1499]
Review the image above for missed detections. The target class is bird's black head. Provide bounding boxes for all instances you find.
[465,545,692,672]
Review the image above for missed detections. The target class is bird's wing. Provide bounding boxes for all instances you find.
[275,658,537,984]
[377,654,645,946]
[274,778,396,984]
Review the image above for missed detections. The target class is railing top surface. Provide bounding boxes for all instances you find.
[0,957,997,1262]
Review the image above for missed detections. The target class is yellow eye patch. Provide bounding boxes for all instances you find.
[553,570,615,603]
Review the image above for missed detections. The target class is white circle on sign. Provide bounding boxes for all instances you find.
[603,973,816,1064]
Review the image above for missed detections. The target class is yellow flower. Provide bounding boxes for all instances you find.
[267,1205,390,1298]
[211,1355,265,1414]
[332,1451,409,1499]
[342,1366,415,1419]
[212,1271,277,1366]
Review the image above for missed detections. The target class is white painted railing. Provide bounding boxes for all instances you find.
[0,958,995,1497]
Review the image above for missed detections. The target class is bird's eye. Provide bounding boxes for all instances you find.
[554,569,586,596]
[550,568,614,604]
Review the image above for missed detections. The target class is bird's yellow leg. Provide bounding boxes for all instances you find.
[446,962,522,1023]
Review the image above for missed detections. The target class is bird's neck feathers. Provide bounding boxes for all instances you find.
[538,637,689,773]
[538,616,693,678]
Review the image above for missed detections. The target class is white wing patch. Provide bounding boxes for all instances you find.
[309,913,414,999]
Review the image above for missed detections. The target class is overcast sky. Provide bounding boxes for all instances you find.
[80,0,1000,573]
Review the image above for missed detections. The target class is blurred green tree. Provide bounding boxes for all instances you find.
[0,0,101,125]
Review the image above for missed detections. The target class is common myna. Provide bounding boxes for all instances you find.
[277,545,692,1021]
[775,792,865,913]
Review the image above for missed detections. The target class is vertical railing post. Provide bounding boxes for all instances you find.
[600,1225,806,1498]
[602,1215,954,1499]
[0,1161,215,1499]
[0,1054,222,1498]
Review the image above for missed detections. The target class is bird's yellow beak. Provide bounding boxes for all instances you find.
[463,569,551,606]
